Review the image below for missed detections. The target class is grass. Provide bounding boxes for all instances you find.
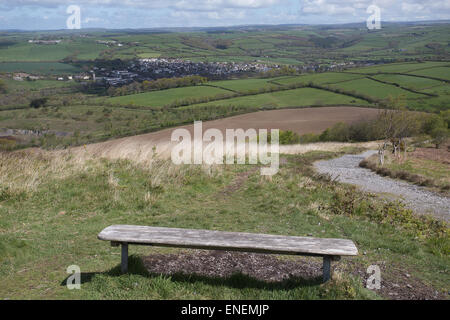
[208,78,280,92]
[106,86,231,108]
[407,67,450,81]
[348,62,450,74]
[273,73,365,86]
[371,74,443,90]
[189,87,370,109]
[0,62,81,75]
[329,78,426,100]
[0,40,104,62]
[1,78,76,91]
[1,60,449,150]
[361,151,450,192]
[0,148,448,299]
[1,24,449,65]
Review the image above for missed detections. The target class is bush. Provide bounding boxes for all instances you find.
[430,126,449,149]
[279,130,301,145]
[423,114,446,135]
[320,122,351,142]
[299,133,321,144]
[331,186,448,241]
[29,98,48,109]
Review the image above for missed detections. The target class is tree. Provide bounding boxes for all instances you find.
[0,79,7,93]
[29,98,48,109]
[430,126,449,149]
[423,114,446,134]
[375,96,420,164]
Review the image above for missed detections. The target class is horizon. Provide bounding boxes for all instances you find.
[1,0,450,30]
[2,19,450,32]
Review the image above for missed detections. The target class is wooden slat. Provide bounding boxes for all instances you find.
[98,225,358,256]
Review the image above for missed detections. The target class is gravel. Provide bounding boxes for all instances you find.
[314,150,450,222]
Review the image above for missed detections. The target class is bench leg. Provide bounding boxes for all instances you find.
[121,243,128,274]
[323,256,331,283]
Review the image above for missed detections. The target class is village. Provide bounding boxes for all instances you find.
[94,58,276,86]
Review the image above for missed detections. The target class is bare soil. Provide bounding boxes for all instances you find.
[72,107,380,160]
[410,144,450,165]
[143,250,446,300]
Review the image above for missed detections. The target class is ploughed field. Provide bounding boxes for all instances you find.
[75,107,380,161]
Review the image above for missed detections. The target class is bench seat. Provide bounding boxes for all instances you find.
[98,225,358,282]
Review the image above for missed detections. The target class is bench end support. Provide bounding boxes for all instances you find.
[323,256,331,283]
[121,243,128,274]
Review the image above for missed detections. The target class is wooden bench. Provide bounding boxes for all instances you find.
[98,225,358,282]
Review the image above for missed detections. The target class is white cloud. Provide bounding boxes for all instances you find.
[0,0,449,29]
[300,0,450,20]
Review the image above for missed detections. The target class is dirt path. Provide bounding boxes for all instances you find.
[314,150,450,222]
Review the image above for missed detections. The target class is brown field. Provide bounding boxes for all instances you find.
[70,107,381,161]
[410,144,450,165]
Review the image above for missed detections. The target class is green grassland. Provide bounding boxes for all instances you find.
[0,39,105,62]
[407,67,450,81]
[348,61,449,74]
[0,150,447,299]
[0,105,149,134]
[0,62,81,74]
[371,74,443,90]
[188,87,370,109]
[273,73,365,86]
[208,78,280,92]
[0,77,76,91]
[0,23,449,65]
[106,86,231,108]
[329,78,426,100]
[0,61,448,150]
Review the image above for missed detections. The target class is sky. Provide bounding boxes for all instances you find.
[0,0,449,30]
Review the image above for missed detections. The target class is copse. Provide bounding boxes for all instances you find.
[0,79,7,93]
[29,98,48,109]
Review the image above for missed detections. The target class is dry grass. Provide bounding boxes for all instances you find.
[360,152,450,193]
[0,147,224,200]
[280,141,379,155]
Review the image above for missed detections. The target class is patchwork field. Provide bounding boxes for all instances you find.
[0,62,81,74]
[371,74,443,90]
[0,40,105,62]
[273,73,365,86]
[329,78,426,100]
[189,88,370,109]
[407,67,450,81]
[209,78,280,92]
[0,60,448,150]
[348,61,450,74]
[106,86,231,108]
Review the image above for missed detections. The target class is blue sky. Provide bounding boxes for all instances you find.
[0,0,449,30]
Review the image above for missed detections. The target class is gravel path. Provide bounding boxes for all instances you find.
[314,150,450,222]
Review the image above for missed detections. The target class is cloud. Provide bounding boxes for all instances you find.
[0,0,449,29]
[299,0,450,20]
[0,0,286,10]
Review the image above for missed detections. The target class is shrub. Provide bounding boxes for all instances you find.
[299,133,321,144]
[279,130,301,145]
[430,126,449,149]
[29,98,48,109]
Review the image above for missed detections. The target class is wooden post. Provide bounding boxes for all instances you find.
[121,243,128,274]
[323,256,331,283]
